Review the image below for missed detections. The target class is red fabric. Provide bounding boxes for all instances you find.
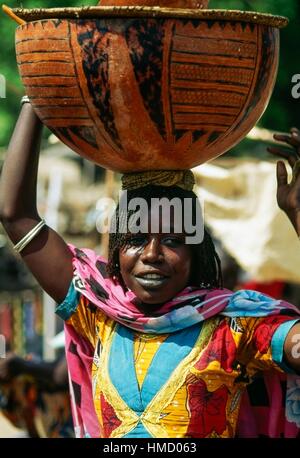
[241,281,285,300]
[194,320,236,373]
[186,377,229,438]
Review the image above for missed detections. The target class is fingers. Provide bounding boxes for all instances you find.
[291,160,300,187]
[273,131,300,151]
[276,161,288,187]
[290,127,300,136]
[290,128,300,155]
[268,146,297,169]
[269,127,300,167]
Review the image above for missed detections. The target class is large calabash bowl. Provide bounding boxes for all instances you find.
[14,7,287,172]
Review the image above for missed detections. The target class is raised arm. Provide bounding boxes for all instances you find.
[0,102,73,303]
[268,128,300,372]
[268,127,300,235]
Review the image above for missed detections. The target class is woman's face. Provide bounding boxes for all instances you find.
[119,228,192,307]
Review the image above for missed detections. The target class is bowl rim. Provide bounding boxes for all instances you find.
[12,6,288,28]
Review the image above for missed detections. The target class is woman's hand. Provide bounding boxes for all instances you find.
[267,127,300,236]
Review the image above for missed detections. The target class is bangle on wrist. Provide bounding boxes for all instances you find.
[20,95,30,106]
[13,219,46,253]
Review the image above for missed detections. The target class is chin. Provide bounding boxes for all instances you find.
[136,290,171,306]
[142,298,166,306]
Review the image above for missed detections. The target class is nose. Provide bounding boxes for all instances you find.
[140,237,163,264]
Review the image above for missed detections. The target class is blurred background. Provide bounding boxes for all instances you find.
[0,0,300,437]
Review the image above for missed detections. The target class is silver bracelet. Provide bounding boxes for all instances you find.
[20,95,30,106]
[13,220,46,253]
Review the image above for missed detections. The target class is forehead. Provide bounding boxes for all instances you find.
[127,206,185,234]
[116,193,203,242]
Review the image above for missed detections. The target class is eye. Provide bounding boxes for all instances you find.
[126,235,148,247]
[161,236,185,247]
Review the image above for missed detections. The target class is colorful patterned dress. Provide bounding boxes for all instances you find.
[56,282,299,438]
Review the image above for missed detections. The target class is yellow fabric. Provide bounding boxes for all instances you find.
[66,296,288,438]
[121,169,195,191]
[133,334,168,387]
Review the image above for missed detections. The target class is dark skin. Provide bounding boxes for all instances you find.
[0,103,300,371]
[120,233,192,310]
[0,104,73,303]
[120,207,192,308]
[268,127,300,371]
[268,127,300,235]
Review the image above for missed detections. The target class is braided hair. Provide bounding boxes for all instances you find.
[106,184,222,291]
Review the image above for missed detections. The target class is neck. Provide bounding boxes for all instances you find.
[137,301,166,316]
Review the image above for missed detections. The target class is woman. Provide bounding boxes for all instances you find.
[0,101,300,438]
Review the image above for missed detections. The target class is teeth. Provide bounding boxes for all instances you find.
[140,274,165,279]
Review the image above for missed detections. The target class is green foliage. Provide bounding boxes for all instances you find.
[213,0,300,132]
[0,0,299,154]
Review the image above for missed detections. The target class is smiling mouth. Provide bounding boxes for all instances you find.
[134,274,169,289]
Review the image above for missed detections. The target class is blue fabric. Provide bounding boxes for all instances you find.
[141,323,201,407]
[271,319,300,373]
[56,282,79,320]
[109,325,144,414]
[123,423,153,438]
[108,323,202,437]
[224,290,283,317]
